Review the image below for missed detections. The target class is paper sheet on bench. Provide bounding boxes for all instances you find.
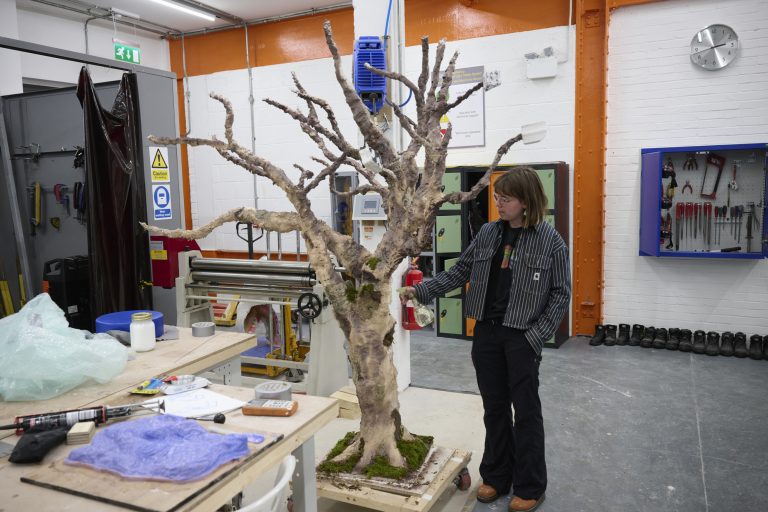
[151,388,246,418]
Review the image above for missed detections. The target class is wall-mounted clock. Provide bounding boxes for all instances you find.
[690,24,739,70]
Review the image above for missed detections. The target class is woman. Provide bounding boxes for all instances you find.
[401,167,571,512]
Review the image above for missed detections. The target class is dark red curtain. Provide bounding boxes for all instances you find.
[77,68,152,318]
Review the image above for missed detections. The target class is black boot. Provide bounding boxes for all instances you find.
[640,327,656,348]
[692,330,706,354]
[678,329,693,352]
[748,335,763,360]
[629,324,644,346]
[652,328,669,349]
[616,323,630,346]
[763,335,768,360]
[590,325,606,346]
[733,332,748,358]
[665,328,682,350]
[705,332,720,356]
[604,325,617,346]
[720,332,735,357]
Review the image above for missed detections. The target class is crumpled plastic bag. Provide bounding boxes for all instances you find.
[65,414,250,481]
[0,293,128,401]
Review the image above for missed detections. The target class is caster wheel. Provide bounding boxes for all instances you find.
[454,467,471,491]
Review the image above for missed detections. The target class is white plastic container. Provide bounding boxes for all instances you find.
[130,312,156,352]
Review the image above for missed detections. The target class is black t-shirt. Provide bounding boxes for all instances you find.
[483,223,522,320]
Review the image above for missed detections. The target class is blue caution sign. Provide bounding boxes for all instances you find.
[152,184,173,220]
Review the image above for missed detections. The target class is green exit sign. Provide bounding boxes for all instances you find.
[114,42,140,64]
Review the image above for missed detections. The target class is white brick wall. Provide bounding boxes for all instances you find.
[605,0,768,333]
[186,26,575,254]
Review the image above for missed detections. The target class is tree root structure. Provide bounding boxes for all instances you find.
[318,430,434,480]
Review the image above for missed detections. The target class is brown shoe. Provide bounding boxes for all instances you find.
[509,493,546,512]
[476,483,499,503]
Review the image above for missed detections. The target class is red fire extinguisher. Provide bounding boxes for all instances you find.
[402,259,423,330]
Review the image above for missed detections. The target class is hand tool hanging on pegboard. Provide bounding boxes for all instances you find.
[704,202,712,248]
[27,182,42,236]
[0,258,14,318]
[53,184,70,216]
[675,202,683,251]
[700,153,725,200]
[683,153,698,170]
[736,205,743,243]
[15,257,26,308]
[744,201,760,252]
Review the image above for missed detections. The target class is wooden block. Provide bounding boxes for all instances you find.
[66,422,95,445]
[331,386,361,419]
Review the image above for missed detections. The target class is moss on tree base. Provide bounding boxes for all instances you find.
[317,431,434,480]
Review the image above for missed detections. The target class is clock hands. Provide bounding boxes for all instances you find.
[692,43,728,55]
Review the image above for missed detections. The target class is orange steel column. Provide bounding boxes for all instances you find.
[572,0,607,335]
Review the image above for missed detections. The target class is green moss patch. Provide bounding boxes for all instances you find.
[317,431,434,481]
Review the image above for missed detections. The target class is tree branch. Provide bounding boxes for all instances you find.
[363,63,424,111]
[305,152,348,192]
[441,81,483,114]
[141,207,302,240]
[439,133,523,205]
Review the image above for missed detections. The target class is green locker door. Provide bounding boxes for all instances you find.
[440,172,462,211]
[443,257,461,297]
[436,215,462,253]
[536,168,555,208]
[437,297,463,336]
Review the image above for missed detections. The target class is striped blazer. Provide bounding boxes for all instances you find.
[414,220,571,355]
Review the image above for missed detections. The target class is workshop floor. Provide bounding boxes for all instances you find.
[242,334,768,512]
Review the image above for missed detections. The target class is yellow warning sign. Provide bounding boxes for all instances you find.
[152,168,170,182]
[152,149,168,169]
[149,146,170,182]
[150,249,168,260]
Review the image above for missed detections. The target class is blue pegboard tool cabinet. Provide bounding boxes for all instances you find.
[639,143,768,259]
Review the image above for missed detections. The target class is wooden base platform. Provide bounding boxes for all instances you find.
[317,448,472,511]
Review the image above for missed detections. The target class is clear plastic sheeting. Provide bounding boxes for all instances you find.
[65,414,250,482]
[0,294,128,401]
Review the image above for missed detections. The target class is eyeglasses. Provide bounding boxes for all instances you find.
[493,193,514,205]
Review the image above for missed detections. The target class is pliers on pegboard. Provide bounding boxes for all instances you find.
[683,153,698,170]
[682,180,693,195]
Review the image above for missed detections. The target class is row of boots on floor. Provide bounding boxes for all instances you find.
[590,324,767,359]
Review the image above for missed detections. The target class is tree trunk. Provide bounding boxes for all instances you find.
[328,279,409,470]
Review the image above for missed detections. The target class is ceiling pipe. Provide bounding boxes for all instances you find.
[28,0,182,37]
[168,2,352,39]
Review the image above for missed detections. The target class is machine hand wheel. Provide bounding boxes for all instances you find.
[297,293,322,319]
[454,467,471,491]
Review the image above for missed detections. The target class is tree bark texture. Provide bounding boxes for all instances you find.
[143,21,524,473]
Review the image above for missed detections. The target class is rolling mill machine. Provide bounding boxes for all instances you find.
[174,251,348,397]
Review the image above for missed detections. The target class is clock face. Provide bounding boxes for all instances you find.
[690,24,739,70]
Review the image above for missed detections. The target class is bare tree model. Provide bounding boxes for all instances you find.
[145,22,532,474]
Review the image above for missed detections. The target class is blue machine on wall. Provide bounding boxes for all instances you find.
[353,36,387,113]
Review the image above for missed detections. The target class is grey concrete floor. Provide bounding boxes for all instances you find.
[244,334,768,512]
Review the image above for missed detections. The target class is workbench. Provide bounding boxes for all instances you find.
[0,328,339,511]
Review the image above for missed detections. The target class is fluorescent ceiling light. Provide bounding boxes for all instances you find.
[111,7,141,20]
[147,0,216,22]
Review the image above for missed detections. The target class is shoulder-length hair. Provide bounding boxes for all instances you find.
[493,166,548,228]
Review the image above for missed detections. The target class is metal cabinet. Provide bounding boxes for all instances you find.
[437,297,463,336]
[440,172,461,211]
[436,215,462,254]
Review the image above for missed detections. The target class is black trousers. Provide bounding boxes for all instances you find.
[472,319,546,500]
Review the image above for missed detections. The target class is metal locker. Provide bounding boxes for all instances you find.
[536,168,556,208]
[440,172,461,211]
[443,257,461,297]
[436,215,462,253]
[437,297,463,336]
